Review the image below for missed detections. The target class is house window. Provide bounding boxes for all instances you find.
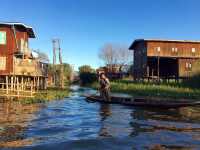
[155,47,161,52]
[20,38,25,52]
[0,57,6,70]
[172,47,178,53]
[192,48,196,53]
[0,31,6,45]
[24,41,28,52]
[186,62,192,71]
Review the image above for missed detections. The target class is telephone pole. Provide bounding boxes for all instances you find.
[52,39,64,89]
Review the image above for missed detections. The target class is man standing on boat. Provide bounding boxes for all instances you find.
[99,72,111,101]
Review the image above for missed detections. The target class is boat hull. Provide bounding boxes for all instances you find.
[85,95,200,108]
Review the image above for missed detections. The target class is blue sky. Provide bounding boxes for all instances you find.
[1,0,200,70]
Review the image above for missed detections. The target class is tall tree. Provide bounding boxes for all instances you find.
[98,43,132,67]
[33,49,49,63]
[98,43,118,66]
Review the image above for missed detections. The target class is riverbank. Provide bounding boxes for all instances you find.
[89,80,200,100]
[21,87,70,104]
[1,85,200,149]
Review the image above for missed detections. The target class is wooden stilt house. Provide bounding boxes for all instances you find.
[0,22,48,98]
[129,39,200,81]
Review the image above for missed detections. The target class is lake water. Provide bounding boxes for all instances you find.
[0,85,200,150]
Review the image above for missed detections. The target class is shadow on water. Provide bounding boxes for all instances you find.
[0,85,200,149]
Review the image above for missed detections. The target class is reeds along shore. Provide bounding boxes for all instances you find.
[20,87,70,104]
[90,79,200,100]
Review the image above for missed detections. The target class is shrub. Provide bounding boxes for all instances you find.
[79,72,97,85]
[182,74,200,89]
[78,65,97,85]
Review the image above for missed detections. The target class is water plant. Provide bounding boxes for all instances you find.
[90,80,200,100]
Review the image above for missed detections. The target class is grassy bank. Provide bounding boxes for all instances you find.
[90,80,200,100]
[21,87,70,104]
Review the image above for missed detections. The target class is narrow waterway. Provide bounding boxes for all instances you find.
[1,85,200,150]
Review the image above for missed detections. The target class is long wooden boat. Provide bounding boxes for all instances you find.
[85,95,200,108]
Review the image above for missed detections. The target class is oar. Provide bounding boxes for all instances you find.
[84,90,99,103]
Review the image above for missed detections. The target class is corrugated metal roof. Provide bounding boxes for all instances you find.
[135,39,200,43]
[129,39,200,50]
[0,22,35,38]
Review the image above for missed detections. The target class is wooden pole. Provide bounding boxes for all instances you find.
[44,77,47,90]
[6,76,8,95]
[33,77,35,90]
[14,76,16,93]
[17,76,19,97]
[22,76,24,91]
[31,83,33,97]
[11,76,13,91]
[37,76,39,91]
[157,56,160,82]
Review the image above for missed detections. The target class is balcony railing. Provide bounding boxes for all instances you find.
[14,58,47,77]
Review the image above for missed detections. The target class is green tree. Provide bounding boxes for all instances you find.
[48,63,73,85]
[79,65,97,85]
[63,63,73,81]
[79,65,95,73]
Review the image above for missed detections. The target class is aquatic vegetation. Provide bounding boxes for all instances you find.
[21,88,70,104]
[90,80,200,100]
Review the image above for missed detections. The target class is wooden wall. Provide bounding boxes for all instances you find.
[178,58,200,77]
[133,41,147,79]
[147,41,200,58]
[0,27,14,75]
[0,25,29,75]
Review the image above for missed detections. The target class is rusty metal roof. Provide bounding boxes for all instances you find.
[0,22,35,38]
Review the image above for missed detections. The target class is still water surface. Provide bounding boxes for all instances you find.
[1,85,200,150]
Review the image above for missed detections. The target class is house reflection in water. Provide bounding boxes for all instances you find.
[98,104,200,138]
[0,100,42,147]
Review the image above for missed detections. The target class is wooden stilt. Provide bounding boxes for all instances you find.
[21,76,24,91]
[17,76,19,97]
[11,76,13,91]
[0,74,46,98]
[14,76,16,93]
[37,77,39,91]
[33,77,35,90]
[30,83,33,97]
[6,76,8,95]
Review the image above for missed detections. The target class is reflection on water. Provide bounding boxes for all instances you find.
[0,86,200,149]
[0,100,42,147]
[99,104,111,121]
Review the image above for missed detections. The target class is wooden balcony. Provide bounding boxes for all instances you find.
[13,58,47,77]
